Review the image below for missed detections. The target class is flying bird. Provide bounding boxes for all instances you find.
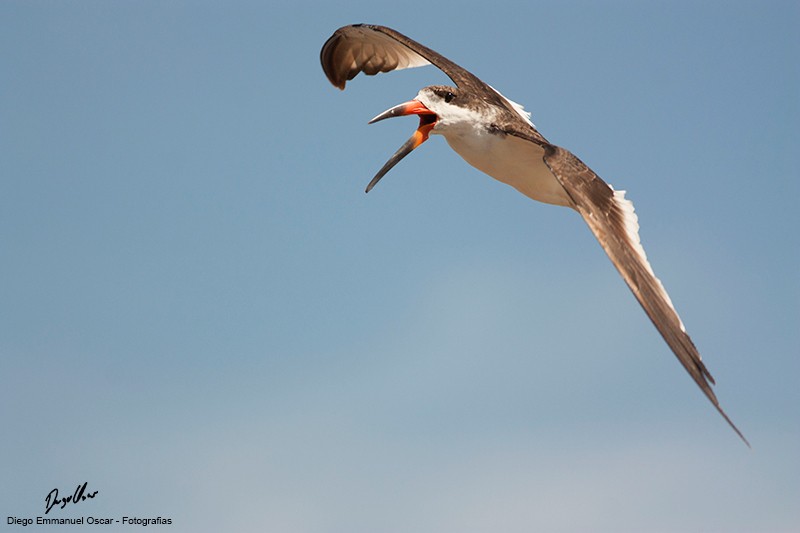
[320,24,748,445]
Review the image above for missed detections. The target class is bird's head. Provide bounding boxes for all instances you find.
[365,85,476,193]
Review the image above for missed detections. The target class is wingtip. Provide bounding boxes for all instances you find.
[713,401,751,448]
[730,420,752,449]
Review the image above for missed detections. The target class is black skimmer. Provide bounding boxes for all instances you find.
[320,24,748,445]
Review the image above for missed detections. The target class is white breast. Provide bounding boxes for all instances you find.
[441,128,573,208]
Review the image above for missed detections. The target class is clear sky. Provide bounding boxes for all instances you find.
[2,1,798,532]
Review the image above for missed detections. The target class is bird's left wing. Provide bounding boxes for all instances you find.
[540,144,749,446]
[321,24,486,91]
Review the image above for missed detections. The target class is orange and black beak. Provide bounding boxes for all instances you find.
[365,100,437,193]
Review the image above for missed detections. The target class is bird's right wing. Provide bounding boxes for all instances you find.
[541,144,749,446]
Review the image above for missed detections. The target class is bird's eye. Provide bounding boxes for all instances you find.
[444,91,455,103]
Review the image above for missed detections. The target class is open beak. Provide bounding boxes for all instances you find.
[365,100,438,193]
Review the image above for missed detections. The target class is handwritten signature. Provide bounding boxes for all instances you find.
[45,482,98,514]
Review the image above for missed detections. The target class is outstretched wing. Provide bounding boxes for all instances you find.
[541,144,749,446]
[321,24,488,92]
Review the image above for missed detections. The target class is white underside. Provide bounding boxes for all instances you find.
[440,129,573,207]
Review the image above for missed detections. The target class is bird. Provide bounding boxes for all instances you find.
[320,24,748,446]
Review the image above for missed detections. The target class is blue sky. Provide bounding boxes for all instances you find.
[1,1,798,531]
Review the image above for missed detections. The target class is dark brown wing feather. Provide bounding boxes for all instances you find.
[540,144,749,446]
[321,24,535,133]
[321,24,489,92]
